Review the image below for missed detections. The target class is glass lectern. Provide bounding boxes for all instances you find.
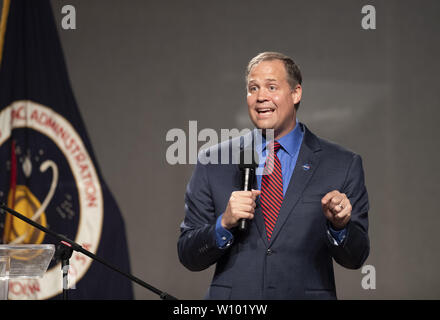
[0,244,55,300]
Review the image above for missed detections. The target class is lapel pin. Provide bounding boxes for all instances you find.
[302,164,311,171]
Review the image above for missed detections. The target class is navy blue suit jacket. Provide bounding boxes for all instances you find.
[178,123,369,299]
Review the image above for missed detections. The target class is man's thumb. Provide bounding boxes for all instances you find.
[251,189,261,196]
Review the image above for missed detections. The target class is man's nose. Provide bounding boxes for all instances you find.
[257,87,269,102]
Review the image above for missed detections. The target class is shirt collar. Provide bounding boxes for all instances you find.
[255,120,304,156]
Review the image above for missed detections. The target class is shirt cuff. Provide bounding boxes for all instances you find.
[215,214,234,249]
[327,223,347,246]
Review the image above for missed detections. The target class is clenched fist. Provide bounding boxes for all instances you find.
[222,190,261,229]
[321,190,352,230]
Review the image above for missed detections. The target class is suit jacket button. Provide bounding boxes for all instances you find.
[266,249,273,256]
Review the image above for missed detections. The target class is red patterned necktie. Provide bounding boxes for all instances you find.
[261,141,283,241]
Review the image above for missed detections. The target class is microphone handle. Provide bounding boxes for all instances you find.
[239,218,247,231]
[239,168,251,231]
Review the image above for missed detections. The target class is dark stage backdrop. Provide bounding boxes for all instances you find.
[3,0,438,299]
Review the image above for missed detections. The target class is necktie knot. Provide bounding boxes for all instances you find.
[269,140,282,154]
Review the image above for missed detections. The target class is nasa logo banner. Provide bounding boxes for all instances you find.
[0,0,133,299]
[0,101,104,299]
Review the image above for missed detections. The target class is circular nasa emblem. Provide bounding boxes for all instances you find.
[0,100,103,299]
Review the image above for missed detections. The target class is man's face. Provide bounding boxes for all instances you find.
[247,59,301,139]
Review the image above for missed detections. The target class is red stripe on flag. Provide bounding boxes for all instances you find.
[10,139,17,208]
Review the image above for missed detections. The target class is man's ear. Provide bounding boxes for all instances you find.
[291,84,302,105]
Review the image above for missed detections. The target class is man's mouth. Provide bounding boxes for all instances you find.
[256,107,275,114]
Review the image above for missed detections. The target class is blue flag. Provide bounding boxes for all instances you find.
[0,0,133,299]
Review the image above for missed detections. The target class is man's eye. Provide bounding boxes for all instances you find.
[269,86,276,91]
[249,87,257,92]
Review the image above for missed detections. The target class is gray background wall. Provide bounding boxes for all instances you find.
[33,0,440,299]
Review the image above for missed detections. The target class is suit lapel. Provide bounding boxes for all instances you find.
[253,185,269,247]
[268,125,322,246]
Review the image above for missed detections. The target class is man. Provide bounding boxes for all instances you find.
[178,52,369,299]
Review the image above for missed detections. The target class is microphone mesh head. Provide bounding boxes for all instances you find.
[239,148,259,170]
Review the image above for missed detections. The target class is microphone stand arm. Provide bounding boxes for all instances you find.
[0,202,177,300]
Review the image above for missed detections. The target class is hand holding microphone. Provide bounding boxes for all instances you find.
[221,189,261,230]
[221,142,260,231]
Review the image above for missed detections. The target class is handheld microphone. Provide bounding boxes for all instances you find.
[238,148,258,231]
